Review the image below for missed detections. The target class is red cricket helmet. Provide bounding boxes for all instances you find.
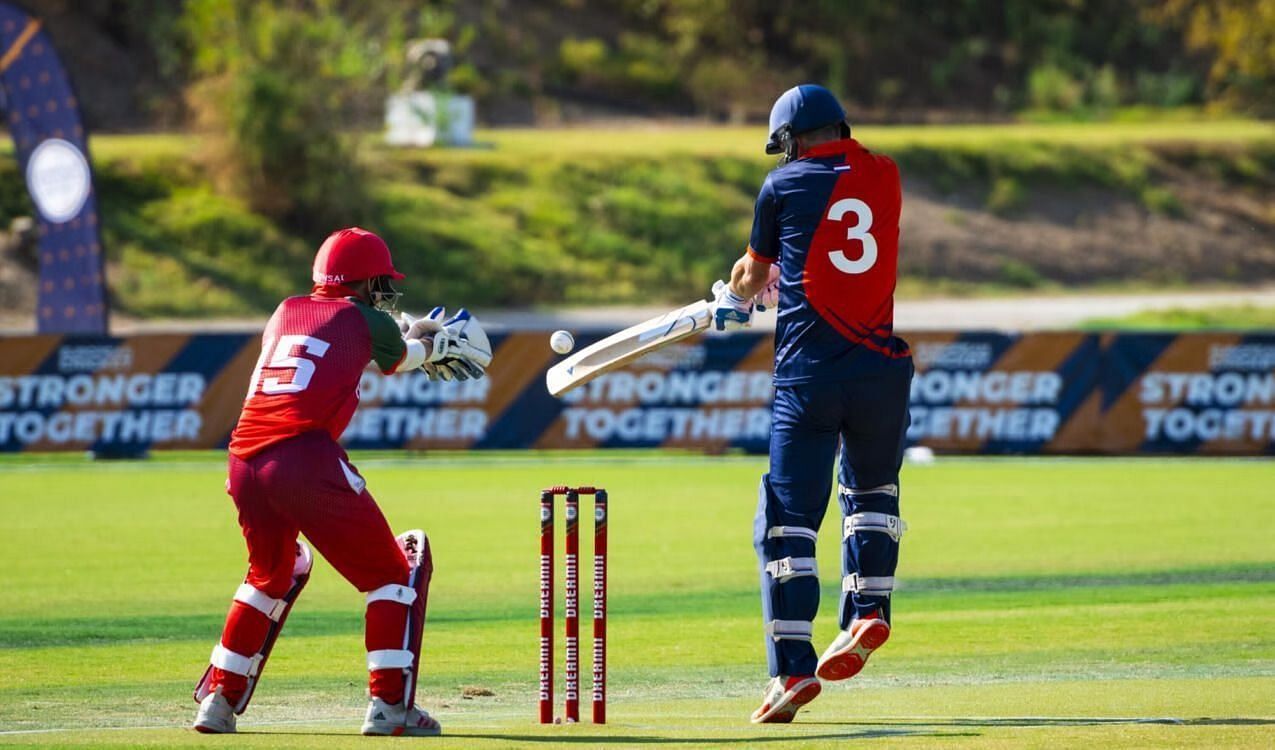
[311,227,405,285]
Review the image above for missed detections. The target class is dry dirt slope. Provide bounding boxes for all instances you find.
[899,155,1274,288]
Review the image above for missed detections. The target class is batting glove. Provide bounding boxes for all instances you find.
[753,264,780,312]
[710,279,753,331]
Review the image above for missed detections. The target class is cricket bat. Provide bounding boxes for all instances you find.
[545,300,713,397]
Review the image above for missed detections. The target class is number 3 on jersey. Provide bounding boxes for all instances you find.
[826,198,877,274]
[247,335,331,398]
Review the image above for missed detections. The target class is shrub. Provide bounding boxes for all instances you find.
[986,176,1025,215]
[182,1,379,235]
[1028,64,1085,112]
[998,259,1046,289]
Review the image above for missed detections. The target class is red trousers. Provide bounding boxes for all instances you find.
[210,431,412,704]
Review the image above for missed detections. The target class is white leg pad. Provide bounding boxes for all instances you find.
[838,483,899,499]
[233,584,288,621]
[767,525,819,543]
[764,556,819,583]
[842,573,895,596]
[366,583,418,606]
[844,513,907,542]
[367,649,416,671]
[765,619,814,642]
[210,643,261,677]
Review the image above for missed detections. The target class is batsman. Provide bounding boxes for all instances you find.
[191,227,493,735]
[708,85,914,723]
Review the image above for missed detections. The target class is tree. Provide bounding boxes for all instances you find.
[1150,0,1274,112]
[182,0,385,234]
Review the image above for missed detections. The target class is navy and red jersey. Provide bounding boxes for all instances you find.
[749,138,911,385]
[229,288,405,459]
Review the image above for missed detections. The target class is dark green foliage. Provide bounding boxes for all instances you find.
[997,259,1046,289]
[371,152,755,307]
[182,1,380,235]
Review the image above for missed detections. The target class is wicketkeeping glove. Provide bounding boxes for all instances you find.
[407,306,493,381]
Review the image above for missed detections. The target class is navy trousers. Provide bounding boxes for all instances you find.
[754,358,913,677]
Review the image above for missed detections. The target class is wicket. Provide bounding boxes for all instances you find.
[539,486,608,724]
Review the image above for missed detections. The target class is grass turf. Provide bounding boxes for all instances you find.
[1082,303,1275,331]
[0,454,1272,747]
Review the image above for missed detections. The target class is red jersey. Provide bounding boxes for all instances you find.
[229,289,406,459]
[748,138,909,385]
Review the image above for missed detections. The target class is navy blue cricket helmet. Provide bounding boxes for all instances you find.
[765,84,848,155]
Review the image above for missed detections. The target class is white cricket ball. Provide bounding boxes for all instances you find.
[550,330,575,355]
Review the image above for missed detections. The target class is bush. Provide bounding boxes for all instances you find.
[182,1,379,235]
[558,38,609,82]
[1027,65,1085,112]
[997,259,1046,289]
[986,176,1025,215]
[1135,71,1200,108]
[1088,66,1121,112]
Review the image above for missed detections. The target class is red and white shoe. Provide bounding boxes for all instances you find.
[816,610,890,681]
[361,696,442,737]
[192,686,236,734]
[749,675,821,724]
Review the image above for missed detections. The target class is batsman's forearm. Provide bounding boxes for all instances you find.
[729,253,770,299]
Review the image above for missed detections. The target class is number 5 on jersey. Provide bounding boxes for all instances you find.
[247,335,331,398]
[826,198,877,275]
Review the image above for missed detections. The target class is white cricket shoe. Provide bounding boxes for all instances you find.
[192,687,236,734]
[816,610,890,681]
[749,674,821,724]
[361,696,442,737]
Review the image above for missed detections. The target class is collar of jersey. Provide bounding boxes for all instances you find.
[799,138,862,161]
[312,283,358,300]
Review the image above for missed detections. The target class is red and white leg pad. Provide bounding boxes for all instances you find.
[194,540,313,714]
[367,530,433,710]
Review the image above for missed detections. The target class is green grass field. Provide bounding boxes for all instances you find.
[1083,304,1275,331]
[1,454,1273,748]
[55,118,1275,162]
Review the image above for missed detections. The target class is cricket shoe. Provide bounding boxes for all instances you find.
[816,610,890,681]
[749,675,821,724]
[361,696,442,737]
[192,687,236,734]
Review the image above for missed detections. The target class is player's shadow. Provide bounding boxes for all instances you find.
[249,728,975,743]
[245,716,1273,740]
[417,728,974,743]
[802,717,1275,728]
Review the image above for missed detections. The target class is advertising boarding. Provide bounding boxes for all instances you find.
[1,330,1272,455]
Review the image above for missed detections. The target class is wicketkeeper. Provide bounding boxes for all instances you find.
[192,227,493,735]
[708,85,914,723]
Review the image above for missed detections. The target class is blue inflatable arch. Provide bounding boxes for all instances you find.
[0,3,107,334]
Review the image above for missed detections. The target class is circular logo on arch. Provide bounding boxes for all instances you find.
[26,138,92,223]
